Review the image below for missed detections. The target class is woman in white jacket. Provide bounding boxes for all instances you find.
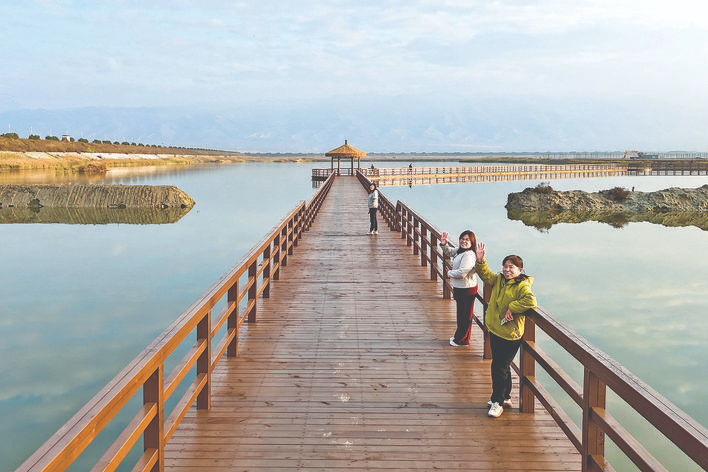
[440,230,478,346]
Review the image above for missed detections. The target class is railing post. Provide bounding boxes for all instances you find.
[483,284,492,359]
[442,254,451,299]
[406,212,413,247]
[263,245,271,298]
[281,227,288,266]
[273,234,281,281]
[398,205,406,241]
[196,312,211,410]
[420,226,428,267]
[413,217,420,256]
[227,282,239,357]
[143,366,164,472]
[519,316,536,413]
[430,234,438,280]
[582,369,607,472]
[248,261,258,323]
[293,208,302,246]
[288,219,294,255]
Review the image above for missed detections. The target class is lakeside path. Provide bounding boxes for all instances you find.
[164,177,580,471]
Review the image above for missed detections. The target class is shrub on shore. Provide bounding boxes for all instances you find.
[601,187,630,202]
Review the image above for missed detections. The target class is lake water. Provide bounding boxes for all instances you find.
[1,162,706,471]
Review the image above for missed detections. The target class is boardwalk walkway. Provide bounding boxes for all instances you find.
[165,177,580,471]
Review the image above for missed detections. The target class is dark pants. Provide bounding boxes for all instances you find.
[489,332,522,404]
[369,208,378,231]
[452,286,477,345]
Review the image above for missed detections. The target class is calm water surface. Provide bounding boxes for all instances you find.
[1,162,706,471]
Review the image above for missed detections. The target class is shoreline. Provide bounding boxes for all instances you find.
[1,149,638,173]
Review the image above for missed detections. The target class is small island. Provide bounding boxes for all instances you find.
[506,184,708,230]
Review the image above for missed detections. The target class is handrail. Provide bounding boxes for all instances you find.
[519,308,708,472]
[16,172,335,472]
[360,163,625,178]
[354,171,708,471]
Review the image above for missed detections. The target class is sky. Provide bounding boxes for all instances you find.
[1,0,707,153]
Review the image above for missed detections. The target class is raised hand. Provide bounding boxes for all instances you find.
[475,242,485,260]
[440,232,448,246]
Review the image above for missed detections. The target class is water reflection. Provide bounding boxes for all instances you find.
[0,206,192,224]
[507,208,708,231]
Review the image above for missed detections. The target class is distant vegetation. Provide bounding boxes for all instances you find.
[527,181,554,194]
[0,131,202,152]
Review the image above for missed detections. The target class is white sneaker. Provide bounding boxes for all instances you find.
[488,399,513,408]
[373,230,378,234]
[488,402,503,418]
[449,337,461,347]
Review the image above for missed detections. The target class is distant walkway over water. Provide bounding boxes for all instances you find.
[18,173,708,472]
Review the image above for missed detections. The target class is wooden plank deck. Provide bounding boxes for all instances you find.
[165,177,581,471]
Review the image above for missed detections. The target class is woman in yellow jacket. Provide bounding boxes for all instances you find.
[475,242,537,418]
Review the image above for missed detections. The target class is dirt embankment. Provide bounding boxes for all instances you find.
[0,184,195,209]
[506,184,708,231]
[506,185,708,212]
[0,137,255,171]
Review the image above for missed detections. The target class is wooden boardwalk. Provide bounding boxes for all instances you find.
[165,177,581,471]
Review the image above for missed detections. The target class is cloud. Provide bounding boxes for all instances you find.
[1,1,707,150]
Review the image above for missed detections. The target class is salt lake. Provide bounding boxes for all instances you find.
[0,161,706,471]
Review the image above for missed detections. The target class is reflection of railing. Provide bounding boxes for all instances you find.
[354,170,708,472]
[17,173,335,472]
[311,168,332,181]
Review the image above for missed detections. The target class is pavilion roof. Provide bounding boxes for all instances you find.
[325,140,366,158]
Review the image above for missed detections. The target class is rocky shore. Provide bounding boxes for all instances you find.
[506,184,708,231]
[506,184,708,212]
[0,184,195,209]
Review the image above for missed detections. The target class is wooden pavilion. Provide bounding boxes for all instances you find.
[325,139,366,175]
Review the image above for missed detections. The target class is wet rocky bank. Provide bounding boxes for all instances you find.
[506,184,708,231]
[0,184,195,209]
[506,184,708,212]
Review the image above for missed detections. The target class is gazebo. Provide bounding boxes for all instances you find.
[325,140,366,176]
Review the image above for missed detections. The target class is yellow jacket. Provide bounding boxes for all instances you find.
[475,259,537,340]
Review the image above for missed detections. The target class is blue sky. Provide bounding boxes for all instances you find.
[1,0,707,152]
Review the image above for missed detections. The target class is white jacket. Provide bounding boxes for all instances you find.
[441,245,478,289]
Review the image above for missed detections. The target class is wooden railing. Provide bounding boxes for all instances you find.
[354,171,708,472]
[17,173,335,472]
[312,167,357,179]
[361,163,626,178]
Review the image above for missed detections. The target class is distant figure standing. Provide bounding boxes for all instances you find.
[367,183,379,235]
[408,163,413,173]
[474,243,537,418]
[440,230,478,346]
